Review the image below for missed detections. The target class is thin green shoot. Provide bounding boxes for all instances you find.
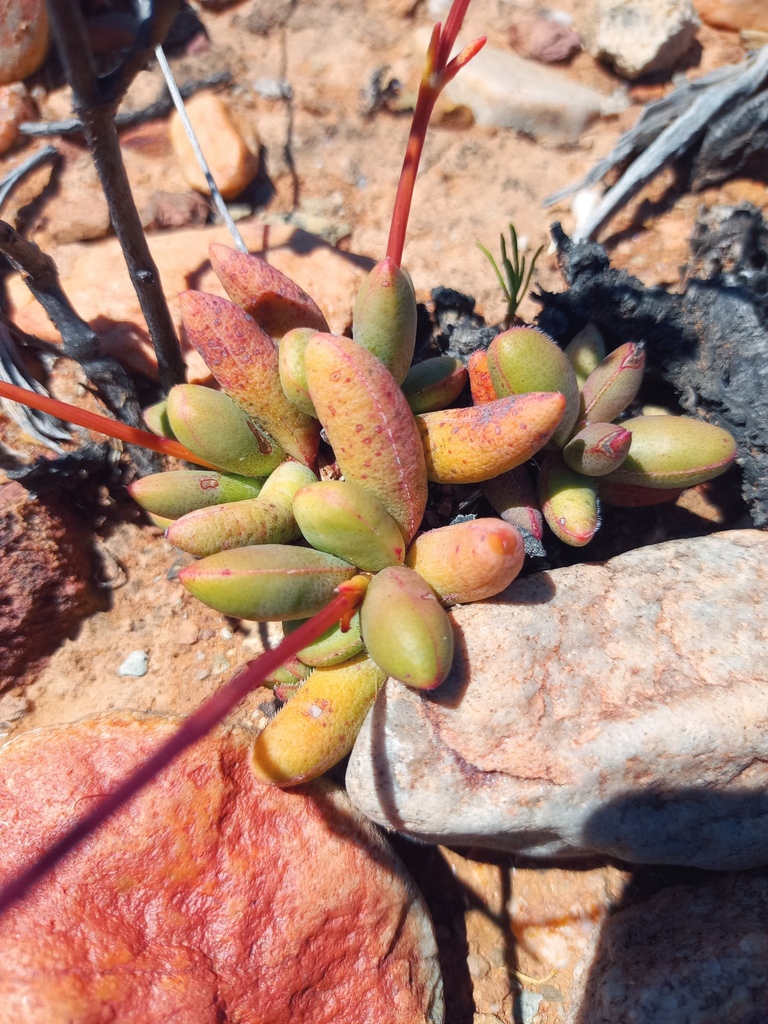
[477,224,544,329]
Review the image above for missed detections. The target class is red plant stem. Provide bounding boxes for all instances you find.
[0,580,367,917]
[386,0,484,267]
[0,380,219,469]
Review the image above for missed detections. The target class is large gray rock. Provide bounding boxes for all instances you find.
[568,872,768,1023]
[347,530,768,869]
[439,41,611,145]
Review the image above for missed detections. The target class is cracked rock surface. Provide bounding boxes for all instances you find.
[347,529,768,870]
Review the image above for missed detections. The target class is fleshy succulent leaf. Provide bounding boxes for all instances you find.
[481,466,544,541]
[416,392,566,484]
[179,290,320,467]
[538,453,599,547]
[250,653,386,786]
[278,327,319,417]
[487,326,580,447]
[602,414,737,489]
[352,258,417,384]
[401,356,468,414]
[129,470,264,520]
[304,332,428,542]
[293,480,406,571]
[467,348,498,405]
[405,518,525,604]
[283,612,365,668]
[178,545,357,620]
[142,398,175,439]
[562,422,632,477]
[360,565,454,690]
[209,243,329,338]
[579,342,645,426]
[166,462,316,557]
[564,323,606,388]
[166,383,286,478]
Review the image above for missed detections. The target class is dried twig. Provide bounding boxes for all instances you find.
[0,219,155,472]
[0,146,59,210]
[0,220,99,364]
[47,0,185,392]
[18,72,232,138]
[544,45,768,241]
[154,45,247,252]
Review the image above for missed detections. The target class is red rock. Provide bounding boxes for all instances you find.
[0,83,35,155]
[0,0,49,85]
[6,221,369,382]
[693,0,768,30]
[508,14,581,64]
[0,484,100,689]
[140,190,210,231]
[0,713,443,1023]
[169,93,260,200]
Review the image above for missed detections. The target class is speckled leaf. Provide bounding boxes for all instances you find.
[179,290,320,467]
[178,545,356,620]
[416,392,565,484]
[405,519,525,605]
[250,654,386,786]
[304,333,428,542]
[166,384,286,477]
[209,243,329,338]
[467,349,498,405]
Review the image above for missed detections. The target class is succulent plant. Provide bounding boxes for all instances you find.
[0,0,742,917]
[481,325,737,549]
[125,239,565,786]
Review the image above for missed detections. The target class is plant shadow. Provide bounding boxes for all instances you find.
[574,786,768,1022]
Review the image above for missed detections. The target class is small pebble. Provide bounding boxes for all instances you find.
[467,951,490,979]
[117,651,149,677]
[169,92,260,200]
[513,991,543,1024]
[220,627,234,640]
[252,78,292,100]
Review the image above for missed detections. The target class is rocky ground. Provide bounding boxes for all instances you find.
[1,1,767,1022]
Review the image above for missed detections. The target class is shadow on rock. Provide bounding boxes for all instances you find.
[572,788,768,1024]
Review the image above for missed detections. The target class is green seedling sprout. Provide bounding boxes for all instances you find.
[477,223,544,328]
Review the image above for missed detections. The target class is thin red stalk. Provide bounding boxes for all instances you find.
[0,380,219,469]
[0,580,367,916]
[437,0,473,69]
[386,0,485,268]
